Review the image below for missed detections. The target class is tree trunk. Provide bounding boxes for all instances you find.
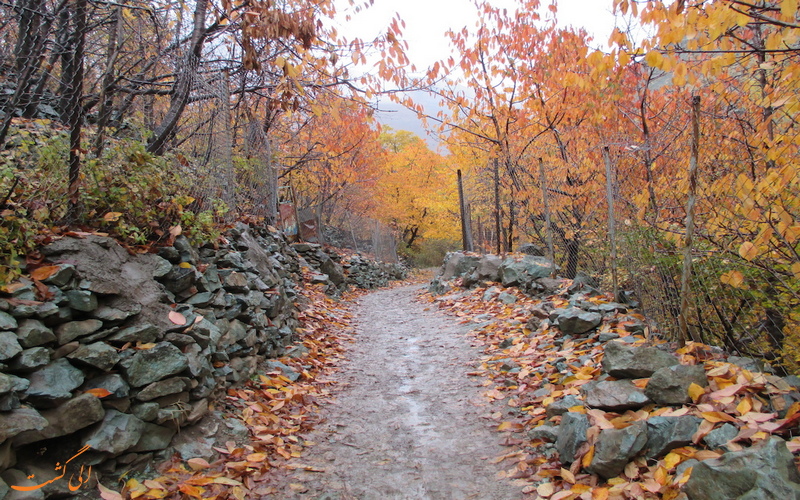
[64,0,88,223]
[146,0,208,155]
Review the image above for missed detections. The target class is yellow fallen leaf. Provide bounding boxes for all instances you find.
[664,452,682,469]
[178,262,193,269]
[688,382,706,403]
[103,212,123,222]
[560,467,575,484]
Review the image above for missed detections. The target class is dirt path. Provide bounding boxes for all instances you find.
[283,284,523,499]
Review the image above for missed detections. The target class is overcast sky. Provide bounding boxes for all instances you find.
[332,0,620,148]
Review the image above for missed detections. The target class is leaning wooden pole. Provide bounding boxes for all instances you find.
[678,96,702,347]
[538,158,556,278]
[602,147,619,302]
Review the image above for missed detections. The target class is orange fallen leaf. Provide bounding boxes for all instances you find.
[30,265,61,281]
[700,411,738,423]
[85,388,113,398]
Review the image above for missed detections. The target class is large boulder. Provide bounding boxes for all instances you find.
[645,364,708,405]
[584,380,651,412]
[555,308,602,335]
[601,341,679,379]
[441,252,480,280]
[587,421,648,478]
[684,437,800,500]
[556,412,590,464]
[645,416,702,458]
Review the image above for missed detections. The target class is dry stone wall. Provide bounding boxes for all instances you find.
[0,223,403,498]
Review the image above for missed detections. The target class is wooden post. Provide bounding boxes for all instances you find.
[602,147,619,302]
[493,158,501,254]
[678,96,702,347]
[538,158,556,278]
[465,203,474,252]
[457,169,474,252]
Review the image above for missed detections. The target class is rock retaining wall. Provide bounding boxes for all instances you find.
[0,223,404,498]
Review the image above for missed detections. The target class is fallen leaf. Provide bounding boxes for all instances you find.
[169,311,187,325]
[688,382,706,403]
[30,265,60,281]
[97,483,124,500]
[103,212,123,222]
[187,458,210,470]
[536,482,555,498]
[85,388,113,398]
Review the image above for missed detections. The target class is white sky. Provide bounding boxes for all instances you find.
[331,0,621,146]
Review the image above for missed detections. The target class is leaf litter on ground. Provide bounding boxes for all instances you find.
[419,277,800,499]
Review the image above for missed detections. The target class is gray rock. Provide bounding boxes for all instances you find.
[24,359,85,407]
[41,264,75,286]
[55,319,103,344]
[121,342,188,387]
[602,341,679,378]
[67,342,120,371]
[518,243,544,256]
[135,377,189,402]
[584,380,652,411]
[85,373,129,398]
[598,332,621,342]
[84,409,146,455]
[264,360,300,381]
[703,423,739,450]
[645,416,702,458]
[131,402,160,421]
[0,332,22,361]
[0,373,29,394]
[7,347,50,372]
[645,364,708,405]
[0,407,47,441]
[92,304,141,323]
[223,271,250,293]
[65,289,98,312]
[15,319,56,347]
[546,395,584,417]
[684,437,800,500]
[131,422,176,452]
[14,393,105,445]
[557,308,602,335]
[319,254,346,286]
[1,468,44,500]
[587,421,648,479]
[163,265,197,293]
[498,292,517,304]
[476,255,503,282]
[441,253,480,280]
[529,425,559,442]
[187,318,221,349]
[556,412,590,464]
[0,311,17,330]
[106,323,159,344]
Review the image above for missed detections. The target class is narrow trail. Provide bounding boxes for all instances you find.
[283,284,523,499]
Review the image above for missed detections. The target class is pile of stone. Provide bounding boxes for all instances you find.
[343,254,407,289]
[542,341,800,498]
[0,223,303,497]
[430,251,558,297]
[292,243,407,292]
